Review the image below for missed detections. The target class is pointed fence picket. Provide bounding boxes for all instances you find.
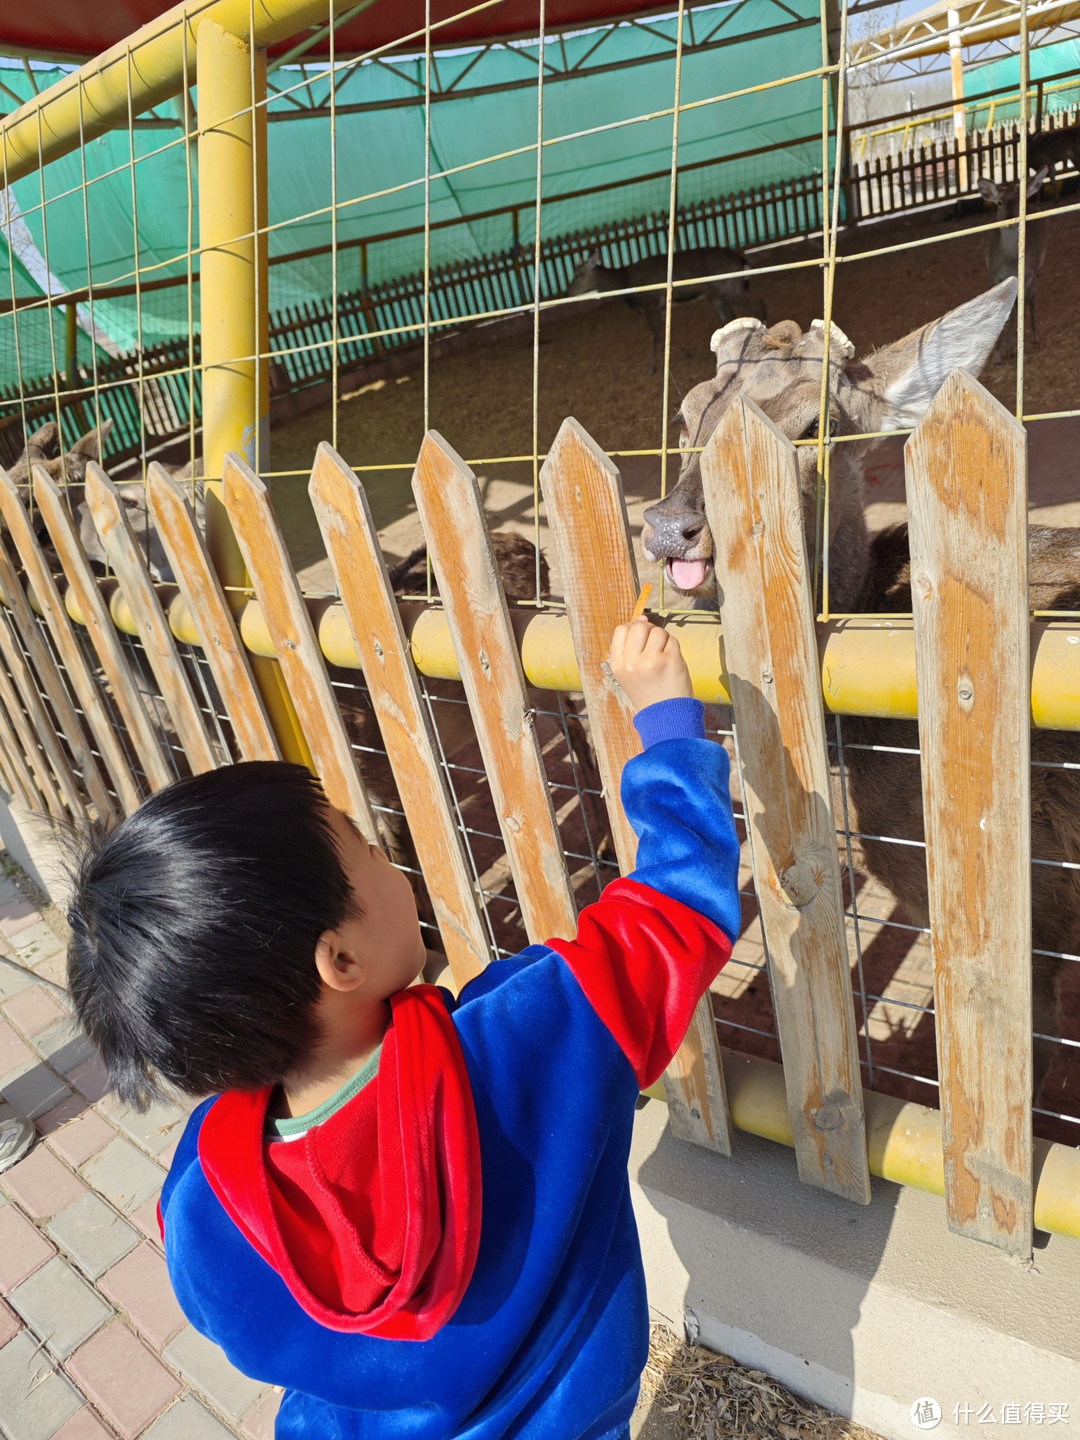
[0,633,66,821]
[701,397,872,1206]
[32,467,174,794]
[541,417,734,1155]
[309,441,492,988]
[223,452,380,842]
[84,462,220,777]
[0,690,40,811]
[0,539,116,825]
[0,469,143,814]
[412,432,579,944]
[146,464,281,765]
[906,372,1033,1256]
[0,559,85,821]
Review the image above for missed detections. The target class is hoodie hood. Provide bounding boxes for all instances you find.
[197,984,482,1341]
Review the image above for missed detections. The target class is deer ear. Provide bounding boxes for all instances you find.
[27,421,60,458]
[69,420,113,459]
[977,177,997,202]
[871,279,1017,432]
[1028,165,1049,195]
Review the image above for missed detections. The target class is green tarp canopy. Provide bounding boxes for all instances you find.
[1,0,827,389]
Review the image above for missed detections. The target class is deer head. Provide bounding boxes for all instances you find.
[6,418,114,494]
[566,250,606,296]
[641,279,1018,612]
[978,166,1049,219]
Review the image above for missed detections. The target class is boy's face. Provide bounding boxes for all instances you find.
[327,806,427,997]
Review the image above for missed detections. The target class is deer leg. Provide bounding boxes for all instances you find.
[644,306,662,374]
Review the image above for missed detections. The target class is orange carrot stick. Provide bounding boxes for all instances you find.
[630,583,652,620]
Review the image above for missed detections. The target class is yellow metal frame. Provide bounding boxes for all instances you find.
[0,0,332,185]
[61,580,1080,731]
[646,1052,1080,1240]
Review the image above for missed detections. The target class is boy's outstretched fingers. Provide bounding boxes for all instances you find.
[608,616,693,712]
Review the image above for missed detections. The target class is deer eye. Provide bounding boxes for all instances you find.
[800,415,834,441]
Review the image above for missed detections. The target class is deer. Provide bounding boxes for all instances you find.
[1028,123,1080,187]
[977,168,1049,348]
[2,418,181,582]
[566,245,765,372]
[639,278,1079,1106]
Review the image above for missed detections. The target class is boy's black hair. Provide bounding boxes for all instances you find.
[66,762,360,1110]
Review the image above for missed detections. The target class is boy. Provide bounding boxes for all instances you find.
[66,617,741,1439]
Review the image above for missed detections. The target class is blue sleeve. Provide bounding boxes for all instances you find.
[621,736,742,943]
[633,697,706,748]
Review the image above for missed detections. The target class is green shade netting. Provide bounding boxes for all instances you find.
[965,38,1080,129]
[1,0,827,389]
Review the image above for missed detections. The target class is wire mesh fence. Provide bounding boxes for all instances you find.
[0,0,1078,1241]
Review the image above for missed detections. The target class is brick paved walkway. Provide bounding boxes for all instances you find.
[0,858,281,1440]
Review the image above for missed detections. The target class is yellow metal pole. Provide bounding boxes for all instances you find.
[64,302,78,389]
[947,9,969,191]
[197,17,312,768]
[58,581,1080,732]
[0,0,332,186]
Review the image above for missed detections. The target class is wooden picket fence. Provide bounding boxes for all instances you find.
[0,370,1060,1255]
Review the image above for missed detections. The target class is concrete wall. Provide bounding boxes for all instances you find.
[630,1100,1080,1440]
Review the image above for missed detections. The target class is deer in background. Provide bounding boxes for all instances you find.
[640,279,1079,1105]
[978,167,1049,347]
[1028,122,1080,189]
[566,245,765,372]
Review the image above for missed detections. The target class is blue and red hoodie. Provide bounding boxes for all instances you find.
[160,698,741,1439]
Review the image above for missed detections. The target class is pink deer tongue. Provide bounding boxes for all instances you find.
[668,558,709,591]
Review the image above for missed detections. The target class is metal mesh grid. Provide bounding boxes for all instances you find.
[0,0,1078,1150]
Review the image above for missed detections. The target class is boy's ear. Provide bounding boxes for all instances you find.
[314,932,366,991]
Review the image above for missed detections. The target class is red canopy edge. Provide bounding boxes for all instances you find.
[2,1,697,65]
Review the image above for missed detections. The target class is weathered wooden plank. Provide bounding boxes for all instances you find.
[0,468,142,814]
[905,369,1032,1254]
[309,442,490,987]
[0,687,40,811]
[0,581,86,822]
[540,418,733,1154]
[32,466,174,794]
[0,546,116,826]
[84,463,219,776]
[222,452,378,839]
[701,396,871,1205]
[147,464,280,764]
[412,432,578,942]
[0,642,64,820]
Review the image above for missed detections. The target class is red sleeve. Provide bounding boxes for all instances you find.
[546,877,732,1088]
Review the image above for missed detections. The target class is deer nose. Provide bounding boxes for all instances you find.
[642,502,705,556]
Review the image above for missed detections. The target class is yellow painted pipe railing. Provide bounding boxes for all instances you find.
[57,579,1080,730]
[0,0,332,185]
[643,1052,1080,1241]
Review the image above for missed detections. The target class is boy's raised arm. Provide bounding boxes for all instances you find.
[545,618,741,1088]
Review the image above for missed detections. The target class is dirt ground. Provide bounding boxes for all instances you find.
[266,195,1080,1151]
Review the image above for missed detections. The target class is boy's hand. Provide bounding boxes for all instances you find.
[609,617,693,712]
